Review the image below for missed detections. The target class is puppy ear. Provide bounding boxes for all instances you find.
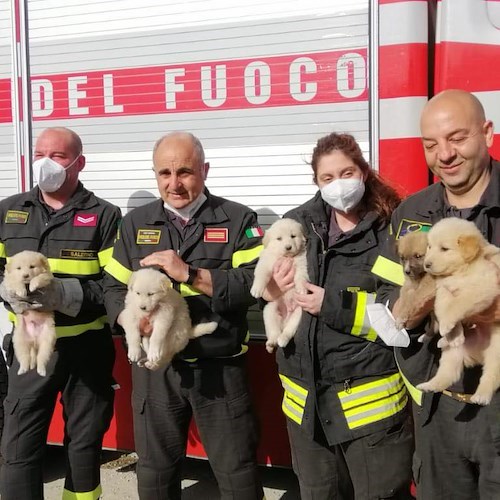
[127,272,137,289]
[161,276,173,292]
[262,230,270,247]
[458,234,481,262]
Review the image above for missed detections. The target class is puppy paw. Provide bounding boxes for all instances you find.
[128,346,143,364]
[250,284,265,299]
[439,322,456,337]
[17,365,29,375]
[277,336,291,348]
[416,381,440,393]
[447,334,465,348]
[470,392,492,406]
[147,348,163,366]
[418,333,432,344]
[265,341,276,354]
[144,360,161,371]
[436,337,449,349]
[37,366,47,377]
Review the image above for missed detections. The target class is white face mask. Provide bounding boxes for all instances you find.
[320,177,366,213]
[32,155,80,193]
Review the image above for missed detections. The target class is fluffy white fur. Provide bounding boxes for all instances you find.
[250,218,309,353]
[120,268,217,370]
[3,250,56,376]
[417,218,500,405]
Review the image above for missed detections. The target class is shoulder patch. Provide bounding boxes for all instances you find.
[137,229,161,245]
[396,219,432,240]
[5,210,29,224]
[245,226,264,239]
[204,228,228,243]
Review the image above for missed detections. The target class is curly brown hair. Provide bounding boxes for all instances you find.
[311,133,400,223]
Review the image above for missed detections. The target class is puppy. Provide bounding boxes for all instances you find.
[3,250,56,376]
[394,231,436,333]
[120,268,218,370]
[250,218,309,353]
[417,218,500,405]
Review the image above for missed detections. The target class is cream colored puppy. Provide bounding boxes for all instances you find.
[121,268,217,370]
[3,250,56,376]
[250,218,309,353]
[417,218,500,405]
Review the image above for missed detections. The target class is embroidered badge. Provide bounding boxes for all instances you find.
[137,229,161,244]
[5,210,29,224]
[396,219,432,239]
[60,249,98,260]
[245,226,264,239]
[73,213,98,227]
[204,228,228,243]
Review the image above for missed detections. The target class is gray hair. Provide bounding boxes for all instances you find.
[153,131,205,166]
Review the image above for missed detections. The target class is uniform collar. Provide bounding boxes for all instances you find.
[24,182,97,210]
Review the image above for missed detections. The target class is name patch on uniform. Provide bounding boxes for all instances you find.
[5,210,29,224]
[396,219,432,239]
[204,228,228,243]
[137,229,161,244]
[60,249,98,260]
[74,213,98,227]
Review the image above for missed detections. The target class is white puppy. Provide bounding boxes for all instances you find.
[417,218,500,405]
[251,218,309,353]
[3,250,56,376]
[120,268,218,370]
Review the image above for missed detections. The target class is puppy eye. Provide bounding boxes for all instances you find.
[147,292,154,297]
[291,234,296,239]
[277,237,282,241]
[440,246,449,252]
[415,254,422,259]
[136,291,140,295]
[30,265,35,269]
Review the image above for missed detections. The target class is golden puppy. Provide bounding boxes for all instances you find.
[250,218,309,353]
[120,268,217,370]
[417,218,500,405]
[3,250,56,376]
[394,231,436,331]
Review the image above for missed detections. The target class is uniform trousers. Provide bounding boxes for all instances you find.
[287,413,414,500]
[0,329,115,500]
[413,393,500,500]
[131,355,263,500]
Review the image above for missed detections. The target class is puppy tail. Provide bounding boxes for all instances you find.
[190,321,218,338]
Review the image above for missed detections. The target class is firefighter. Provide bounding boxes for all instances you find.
[376,89,500,499]
[263,133,414,499]
[103,131,264,500]
[0,127,121,500]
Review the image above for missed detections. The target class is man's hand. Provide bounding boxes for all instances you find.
[466,297,500,324]
[392,295,434,330]
[0,281,41,314]
[294,282,325,316]
[27,278,84,317]
[140,250,189,283]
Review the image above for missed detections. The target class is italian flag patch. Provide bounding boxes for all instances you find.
[245,226,264,238]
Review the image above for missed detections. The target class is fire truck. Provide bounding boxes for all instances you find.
[0,0,499,466]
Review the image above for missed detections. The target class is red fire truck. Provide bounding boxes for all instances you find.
[0,0,499,466]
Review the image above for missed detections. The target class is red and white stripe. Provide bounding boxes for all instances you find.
[435,0,500,160]
[378,0,429,196]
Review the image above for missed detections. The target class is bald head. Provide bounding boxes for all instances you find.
[153,132,205,167]
[37,127,82,157]
[419,89,494,203]
[421,90,487,131]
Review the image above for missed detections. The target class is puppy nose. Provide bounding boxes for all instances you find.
[23,273,30,279]
[285,245,292,251]
[424,261,432,270]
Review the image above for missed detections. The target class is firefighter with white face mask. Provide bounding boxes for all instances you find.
[0,127,121,500]
[262,133,414,499]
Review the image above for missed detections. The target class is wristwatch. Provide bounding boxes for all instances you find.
[186,266,198,285]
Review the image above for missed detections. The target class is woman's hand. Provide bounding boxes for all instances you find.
[261,257,295,302]
[294,282,325,316]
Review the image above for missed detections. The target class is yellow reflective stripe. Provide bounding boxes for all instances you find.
[395,355,423,406]
[179,283,202,297]
[337,373,408,429]
[371,255,405,286]
[338,373,404,409]
[9,313,107,339]
[55,316,107,338]
[104,257,133,285]
[0,242,5,259]
[62,484,102,500]
[98,247,113,267]
[279,374,308,405]
[282,392,305,425]
[344,390,408,429]
[350,291,378,342]
[47,258,100,276]
[232,244,263,268]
